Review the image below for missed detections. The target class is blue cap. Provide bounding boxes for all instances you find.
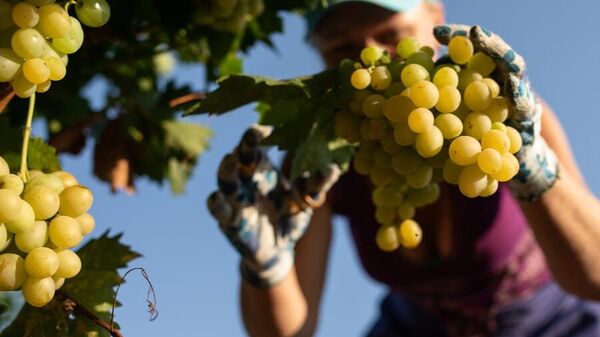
[305,0,423,36]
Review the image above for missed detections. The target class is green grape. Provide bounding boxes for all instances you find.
[54,249,81,278]
[248,0,264,16]
[406,164,433,189]
[375,206,396,224]
[482,78,500,98]
[401,63,429,88]
[435,85,461,113]
[371,187,388,207]
[371,66,392,91]
[481,129,510,154]
[448,36,474,65]
[364,118,389,140]
[506,126,522,154]
[380,131,402,154]
[48,215,82,249]
[43,55,66,81]
[393,122,416,146]
[351,68,370,90]
[51,171,78,188]
[391,147,421,175]
[37,4,71,38]
[52,17,84,54]
[22,58,50,84]
[406,184,440,207]
[420,46,434,58]
[22,276,55,307]
[10,73,36,98]
[24,247,59,278]
[0,48,22,82]
[75,0,110,27]
[12,2,39,28]
[0,174,24,194]
[410,80,438,109]
[25,0,56,5]
[15,220,47,252]
[59,185,93,218]
[467,52,496,76]
[396,37,420,59]
[480,178,499,197]
[425,146,448,169]
[353,155,372,175]
[376,225,399,252]
[464,81,493,111]
[25,174,64,194]
[382,95,414,123]
[458,164,488,198]
[415,126,443,158]
[362,94,385,118]
[442,159,462,184]
[484,97,509,123]
[434,113,463,139]
[0,155,8,176]
[360,46,383,65]
[36,79,51,93]
[407,51,434,73]
[11,28,47,59]
[373,147,391,168]
[463,112,492,140]
[5,200,35,233]
[407,108,434,134]
[0,254,26,291]
[369,166,396,187]
[477,148,503,175]
[43,44,68,66]
[396,201,415,219]
[449,136,481,166]
[457,69,483,92]
[453,102,470,120]
[0,189,23,223]
[384,82,405,97]
[334,112,361,143]
[0,0,13,29]
[356,141,377,159]
[23,185,60,220]
[433,66,459,88]
[399,219,422,249]
[379,182,405,207]
[492,122,507,132]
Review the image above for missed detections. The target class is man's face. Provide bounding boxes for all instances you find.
[311,2,445,68]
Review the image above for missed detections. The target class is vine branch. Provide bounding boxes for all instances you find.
[55,290,124,337]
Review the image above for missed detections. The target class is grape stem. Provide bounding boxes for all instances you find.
[55,290,125,337]
[19,93,36,182]
[64,0,77,12]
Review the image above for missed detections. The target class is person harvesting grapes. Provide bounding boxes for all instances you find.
[208,0,600,336]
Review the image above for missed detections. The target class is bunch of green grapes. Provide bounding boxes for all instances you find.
[336,37,523,252]
[193,0,264,34]
[0,0,110,98]
[0,155,95,307]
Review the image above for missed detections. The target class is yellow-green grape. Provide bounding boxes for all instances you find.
[37,4,71,38]
[372,186,402,208]
[12,2,39,28]
[391,149,421,175]
[5,200,35,233]
[353,155,372,175]
[43,55,65,81]
[28,170,44,179]
[22,277,55,307]
[406,164,433,189]
[22,58,50,84]
[373,147,391,168]
[10,73,36,98]
[463,112,492,140]
[457,69,483,92]
[0,224,6,251]
[425,147,448,169]
[369,166,396,187]
[420,46,434,58]
[384,82,405,97]
[25,174,64,194]
[50,171,78,188]
[48,215,83,249]
[407,184,440,207]
[506,126,522,154]
[453,102,470,120]
[44,45,68,66]
[25,0,57,5]
[396,37,420,59]
[401,87,411,98]
[397,201,415,219]
[351,68,371,90]
[53,276,64,289]
[480,178,499,197]
[0,189,22,223]
[0,254,26,291]
[360,46,383,65]
[435,85,461,113]
[401,63,429,88]
[443,159,462,184]
[357,141,377,158]
[477,148,503,175]
[464,81,493,111]
[380,131,402,154]
[433,66,459,88]
[0,0,13,29]
[54,249,81,278]
[0,174,24,194]
[15,221,47,252]
[393,123,416,146]
[484,97,509,123]
[407,51,434,73]
[448,36,474,65]
[23,185,60,220]
[399,219,422,249]
[376,225,400,252]
[492,122,507,132]
[481,129,510,154]
[434,114,463,139]
[371,66,392,91]
[459,164,488,198]
[365,118,388,140]
[408,108,434,133]
[415,126,443,158]
[335,112,361,142]
[24,247,59,278]
[449,136,481,166]
[52,17,84,54]
[383,95,414,123]
[375,206,396,224]
[362,94,386,118]
[492,153,520,182]
[0,48,22,82]
[59,185,93,217]
[410,80,438,109]
[467,52,496,76]
[36,80,51,93]
[482,78,500,98]
[0,155,8,176]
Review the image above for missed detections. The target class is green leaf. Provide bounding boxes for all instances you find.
[218,53,243,78]
[162,120,212,157]
[25,138,62,173]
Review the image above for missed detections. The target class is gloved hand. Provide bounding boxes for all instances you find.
[434,24,559,201]
[207,125,341,287]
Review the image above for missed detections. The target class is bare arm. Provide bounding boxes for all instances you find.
[521,102,600,299]
[241,202,333,337]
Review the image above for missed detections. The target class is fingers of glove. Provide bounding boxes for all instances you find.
[236,124,273,177]
[281,208,313,244]
[433,24,473,45]
[207,191,234,224]
[469,25,526,78]
[293,164,342,208]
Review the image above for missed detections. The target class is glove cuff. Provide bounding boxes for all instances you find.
[510,137,559,201]
[240,250,294,288]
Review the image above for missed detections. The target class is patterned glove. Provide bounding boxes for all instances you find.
[434,24,559,201]
[207,125,341,288]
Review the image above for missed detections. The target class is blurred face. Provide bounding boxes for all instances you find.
[311,1,445,68]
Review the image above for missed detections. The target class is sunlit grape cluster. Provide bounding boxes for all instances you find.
[193,0,264,34]
[0,0,110,98]
[336,37,523,252]
[0,155,95,307]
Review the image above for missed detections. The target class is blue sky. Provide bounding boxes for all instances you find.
[44,1,600,336]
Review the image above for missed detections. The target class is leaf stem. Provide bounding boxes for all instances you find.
[19,93,36,182]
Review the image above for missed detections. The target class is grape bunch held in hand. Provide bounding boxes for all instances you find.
[336,37,523,252]
[0,155,95,307]
[0,0,110,98]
